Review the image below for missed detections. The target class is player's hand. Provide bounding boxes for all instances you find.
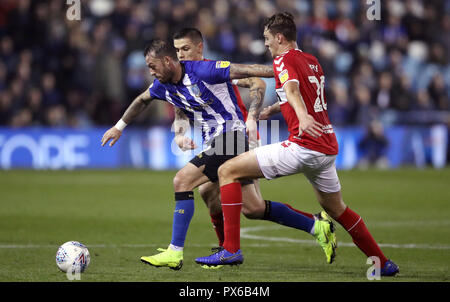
[259,106,272,120]
[101,127,122,147]
[175,135,197,151]
[298,114,323,138]
[245,118,258,149]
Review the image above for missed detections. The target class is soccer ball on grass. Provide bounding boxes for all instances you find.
[56,241,90,273]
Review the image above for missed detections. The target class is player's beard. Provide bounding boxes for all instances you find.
[157,70,172,83]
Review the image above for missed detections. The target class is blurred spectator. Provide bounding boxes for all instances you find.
[358,120,389,169]
[327,79,353,126]
[0,0,447,129]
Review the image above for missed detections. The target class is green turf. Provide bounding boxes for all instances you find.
[0,168,449,282]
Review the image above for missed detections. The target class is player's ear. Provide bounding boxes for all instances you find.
[197,42,203,54]
[276,33,283,44]
[163,56,172,66]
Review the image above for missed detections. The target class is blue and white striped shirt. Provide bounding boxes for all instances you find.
[149,60,245,145]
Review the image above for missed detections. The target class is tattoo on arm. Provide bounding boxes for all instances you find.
[244,78,266,120]
[230,64,274,79]
[121,89,153,124]
[174,107,189,136]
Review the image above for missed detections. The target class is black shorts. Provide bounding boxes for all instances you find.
[190,130,253,185]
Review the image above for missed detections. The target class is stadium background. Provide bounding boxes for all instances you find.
[0,0,449,170]
[0,0,449,283]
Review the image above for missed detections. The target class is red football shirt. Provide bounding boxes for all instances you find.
[273,48,338,155]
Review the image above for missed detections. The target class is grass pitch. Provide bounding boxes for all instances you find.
[0,168,449,282]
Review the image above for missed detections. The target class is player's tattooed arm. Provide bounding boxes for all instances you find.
[235,78,266,120]
[235,77,266,148]
[230,63,274,79]
[173,108,197,151]
[120,89,153,124]
[101,89,154,147]
[174,107,189,136]
[259,102,281,120]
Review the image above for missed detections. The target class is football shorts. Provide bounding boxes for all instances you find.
[254,140,341,193]
[190,130,253,185]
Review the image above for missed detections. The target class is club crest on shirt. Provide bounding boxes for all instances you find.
[189,84,202,97]
[216,61,230,68]
[279,69,289,84]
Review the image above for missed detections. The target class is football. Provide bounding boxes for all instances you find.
[55,241,90,273]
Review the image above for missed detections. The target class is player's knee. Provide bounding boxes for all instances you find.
[199,185,218,207]
[173,170,192,192]
[198,185,211,201]
[318,192,346,220]
[241,202,265,219]
[218,161,235,182]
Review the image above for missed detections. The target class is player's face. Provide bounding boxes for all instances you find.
[263,28,279,58]
[145,52,173,83]
[174,38,203,61]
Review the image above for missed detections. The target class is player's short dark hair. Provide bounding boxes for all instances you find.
[263,12,297,42]
[172,28,203,44]
[143,39,178,60]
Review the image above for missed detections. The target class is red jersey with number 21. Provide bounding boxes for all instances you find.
[273,48,338,155]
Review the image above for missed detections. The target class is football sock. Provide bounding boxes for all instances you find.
[264,200,315,235]
[170,191,195,249]
[336,206,388,266]
[220,182,242,253]
[210,211,225,247]
[282,202,315,220]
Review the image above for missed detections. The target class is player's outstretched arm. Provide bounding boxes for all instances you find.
[259,102,281,120]
[229,63,274,80]
[101,89,154,147]
[283,81,323,138]
[173,108,197,151]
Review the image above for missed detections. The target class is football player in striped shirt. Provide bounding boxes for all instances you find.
[101,39,273,270]
[195,13,399,277]
[172,27,265,253]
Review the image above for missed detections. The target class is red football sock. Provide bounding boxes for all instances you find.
[337,207,388,266]
[210,211,224,247]
[283,203,315,219]
[220,182,242,253]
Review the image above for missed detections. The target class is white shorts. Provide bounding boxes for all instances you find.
[254,140,341,193]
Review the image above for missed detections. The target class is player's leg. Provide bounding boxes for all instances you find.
[219,149,323,255]
[194,150,261,266]
[308,159,399,276]
[241,182,316,231]
[235,143,316,225]
[314,188,399,276]
[198,181,224,247]
[141,163,209,269]
[248,179,316,220]
[170,163,209,249]
[195,146,319,266]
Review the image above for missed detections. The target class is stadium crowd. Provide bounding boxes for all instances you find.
[0,0,448,129]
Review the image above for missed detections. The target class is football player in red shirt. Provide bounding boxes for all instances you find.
[196,13,399,277]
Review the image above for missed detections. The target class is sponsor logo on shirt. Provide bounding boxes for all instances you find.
[279,69,289,84]
[216,61,230,68]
